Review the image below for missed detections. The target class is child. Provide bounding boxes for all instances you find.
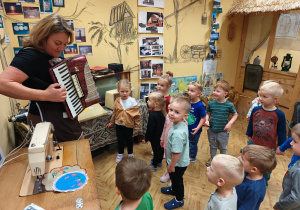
[205,154,244,210]
[142,91,166,171]
[276,135,300,168]
[157,73,173,113]
[236,145,277,210]
[274,123,300,210]
[205,80,238,166]
[160,97,190,209]
[187,81,206,162]
[115,157,153,210]
[106,79,141,163]
[246,80,286,184]
[160,93,187,184]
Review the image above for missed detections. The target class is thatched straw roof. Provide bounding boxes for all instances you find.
[228,0,300,16]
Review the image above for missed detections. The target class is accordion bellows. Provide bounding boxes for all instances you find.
[49,55,100,119]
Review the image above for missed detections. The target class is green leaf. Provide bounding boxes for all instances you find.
[96,30,103,47]
[125,46,128,54]
[88,26,100,33]
[109,42,117,49]
[109,27,114,37]
[124,42,134,45]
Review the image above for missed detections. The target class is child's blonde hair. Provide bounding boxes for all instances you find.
[159,73,173,87]
[242,145,277,174]
[292,123,300,138]
[260,80,283,98]
[214,80,230,92]
[213,154,244,187]
[172,97,191,114]
[149,91,166,115]
[116,79,131,90]
[189,81,203,92]
[170,93,189,104]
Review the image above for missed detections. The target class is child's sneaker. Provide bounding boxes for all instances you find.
[164,198,184,209]
[189,157,196,163]
[151,159,162,167]
[161,187,176,196]
[115,154,124,163]
[205,158,212,166]
[149,164,157,172]
[160,172,170,183]
[128,154,134,158]
[168,181,172,187]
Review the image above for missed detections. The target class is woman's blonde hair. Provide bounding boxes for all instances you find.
[23,14,74,52]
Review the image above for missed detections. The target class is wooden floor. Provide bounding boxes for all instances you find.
[93,115,293,210]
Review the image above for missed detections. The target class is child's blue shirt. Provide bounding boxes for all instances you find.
[186,100,206,135]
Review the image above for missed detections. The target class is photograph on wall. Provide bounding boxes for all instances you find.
[170,75,197,96]
[140,83,150,100]
[151,59,163,78]
[150,83,157,92]
[140,59,152,69]
[66,20,74,30]
[0,0,3,10]
[138,0,164,8]
[52,0,64,7]
[64,44,78,54]
[39,0,53,14]
[18,36,28,46]
[0,15,3,28]
[19,0,35,2]
[138,11,164,33]
[79,45,92,55]
[140,69,151,79]
[210,29,219,40]
[75,28,86,42]
[13,47,22,56]
[12,23,30,35]
[4,2,23,15]
[204,74,214,88]
[23,7,40,19]
[139,36,164,57]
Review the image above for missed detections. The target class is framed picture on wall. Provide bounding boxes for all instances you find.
[18,36,28,46]
[139,36,164,57]
[79,45,92,55]
[138,0,164,8]
[12,23,30,35]
[138,11,164,33]
[52,0,64,7]
[0,15,3,28]
[39,0,53,14]
[23,7,40,19]
[75,28,86,42]
[64,44,78,54]
[4,2,23,15]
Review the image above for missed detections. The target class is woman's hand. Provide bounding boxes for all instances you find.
[45,83,67,102]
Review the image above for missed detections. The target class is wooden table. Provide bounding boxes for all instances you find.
[0,139,101,210]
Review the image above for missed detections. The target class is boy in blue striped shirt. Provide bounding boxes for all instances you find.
[204,80,238,166]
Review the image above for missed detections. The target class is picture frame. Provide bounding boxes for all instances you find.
[52,0,64,7]
[139,36,164,57]
[12,23,30,35]
[23,7,40,19]
[138,11,164,33]
[39,0,53,14]
[4,2,23,15]
[64,44,78,54]
[79,45,92,55]
[74,28,86,42]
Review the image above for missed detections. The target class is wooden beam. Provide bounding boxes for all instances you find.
[234,15,248,92]
[263,13,280,70]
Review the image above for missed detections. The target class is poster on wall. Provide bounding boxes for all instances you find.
[79,46,92,55]
[23,7,40,19]
[12,23,30,35]
[52,0,64,7]
[75,28,86,42]
[139,36,164,57]
[275,14,300,39]
[13,47,22,55]
[139,59,163,79]
[66,20,74,30]
[139,82,157,99]
[64,44,78,54]
[138,0,164,8]
[18,36,28,46]
[138,11,164,33]
[0,15,3,28]
[4,2,23,15]
[169,75,197,96]
[39,0,53,14]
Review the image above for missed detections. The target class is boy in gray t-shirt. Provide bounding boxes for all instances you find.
[205,154,244,210]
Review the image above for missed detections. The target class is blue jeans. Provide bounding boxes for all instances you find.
[189,132,201,158]
[247,138,276,185]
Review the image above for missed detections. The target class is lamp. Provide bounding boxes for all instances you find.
[281,53,292,71]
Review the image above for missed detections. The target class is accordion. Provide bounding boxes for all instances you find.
[49,55,100,119]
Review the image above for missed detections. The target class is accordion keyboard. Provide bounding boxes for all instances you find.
[52,63,83,118]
